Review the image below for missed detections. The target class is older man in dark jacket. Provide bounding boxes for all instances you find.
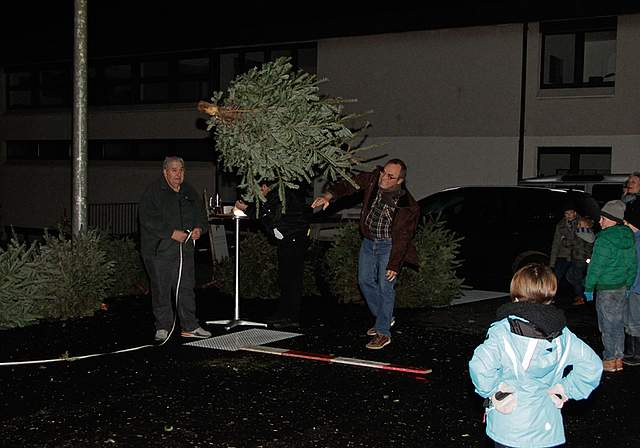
[312,159,420,349]
[139,156,210,343]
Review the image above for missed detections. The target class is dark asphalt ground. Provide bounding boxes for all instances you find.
[1,285,639,447]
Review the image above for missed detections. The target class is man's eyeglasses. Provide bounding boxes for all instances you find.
[380,170,399,180]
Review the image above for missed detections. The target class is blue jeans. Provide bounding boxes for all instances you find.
[596,286,627,360]
[358,238,396,338]
[625,291,640,337]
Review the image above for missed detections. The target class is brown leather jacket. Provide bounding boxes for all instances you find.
[326,166,420,272]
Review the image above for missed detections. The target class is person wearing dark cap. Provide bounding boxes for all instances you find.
[549,201,581,302]
[584,200,638,372]
[623,200,640,365]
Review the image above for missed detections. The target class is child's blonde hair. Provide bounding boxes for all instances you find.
[510,263,557,304]
[579,216,594,228]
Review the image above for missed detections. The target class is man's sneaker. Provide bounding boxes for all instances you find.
[366,334,391,349]
[155,329,169,342]
[367,318,395,336]
[272,318,300,329]
[181,327,212,338]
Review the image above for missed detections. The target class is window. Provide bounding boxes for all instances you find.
[140,60,170,103]
[219,46,317,94]
[5,44,317,111]
[100,63,133,105]
[8,139,215,162]
[540,17,617,89]
[537,147,611,176]
[178,57,211,101]
[5,65,69,108]
[6,141,70,159]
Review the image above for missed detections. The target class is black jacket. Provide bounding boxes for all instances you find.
[247,187,309,243]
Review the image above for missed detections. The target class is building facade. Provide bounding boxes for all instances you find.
[1,6,639,230]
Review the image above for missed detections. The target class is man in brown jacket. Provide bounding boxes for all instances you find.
[312,159,420,349]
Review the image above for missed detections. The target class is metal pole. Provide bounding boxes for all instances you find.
[72,0,88,236]
[517,22,528,183]
[234,215,240,320]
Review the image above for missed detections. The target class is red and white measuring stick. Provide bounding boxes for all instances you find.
[240,345,432,375]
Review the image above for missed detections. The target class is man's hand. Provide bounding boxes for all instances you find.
[386,270,398,282]
[234,200,248,211]
[171,230,189,243]
[311,193,332,210]
[191,227,202,240]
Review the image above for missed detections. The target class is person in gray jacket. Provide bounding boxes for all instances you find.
[549,202,581,302]
[139,156,211,342]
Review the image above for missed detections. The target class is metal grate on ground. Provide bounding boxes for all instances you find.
[184,328,303,352]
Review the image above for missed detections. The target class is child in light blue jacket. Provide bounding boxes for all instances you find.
[469,264,603,448]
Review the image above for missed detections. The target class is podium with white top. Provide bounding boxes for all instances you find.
[206,212,267,330]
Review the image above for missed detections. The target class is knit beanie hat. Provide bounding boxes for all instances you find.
[624,200,640,229]
[601,200,626,224]
[563,201,577,213]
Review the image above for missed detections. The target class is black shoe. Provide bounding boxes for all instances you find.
[623,335,640,366]
[271,318,300,329]
[264,314,284,324]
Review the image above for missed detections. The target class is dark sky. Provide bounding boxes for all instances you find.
[2,1,640,65]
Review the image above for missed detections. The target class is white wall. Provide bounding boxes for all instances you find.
[0,160,215,229]
[314,24,524,198]
[0,104,217,228]
[313,136,519,201]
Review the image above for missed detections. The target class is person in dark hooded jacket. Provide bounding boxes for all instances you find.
[235,181,310,328]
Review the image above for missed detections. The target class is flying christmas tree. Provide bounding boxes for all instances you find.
[198,57,384,205]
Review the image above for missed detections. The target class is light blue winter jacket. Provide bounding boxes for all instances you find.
[469,316,603,448]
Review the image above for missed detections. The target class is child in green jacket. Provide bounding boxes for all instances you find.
[584,200,638,372]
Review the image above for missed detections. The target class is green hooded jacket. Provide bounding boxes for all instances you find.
[139,176,209,260]
[584,224,638,292]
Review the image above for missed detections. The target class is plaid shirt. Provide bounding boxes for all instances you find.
[365,191,397,238]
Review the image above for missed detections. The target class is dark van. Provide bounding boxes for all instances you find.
[418,186,600,291]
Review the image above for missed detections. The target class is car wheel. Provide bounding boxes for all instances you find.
[511,251,550,274]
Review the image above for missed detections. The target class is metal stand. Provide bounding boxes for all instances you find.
[207,214,267,330]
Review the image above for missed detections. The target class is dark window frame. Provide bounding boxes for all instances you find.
[4,43,317,110]
[7,139,216,162]
[540,17,617,90]
[537,147,612,176]
[5,63,71,109]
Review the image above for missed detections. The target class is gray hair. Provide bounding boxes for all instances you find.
[163,156,185,170]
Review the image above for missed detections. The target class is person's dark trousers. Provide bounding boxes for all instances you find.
[553,258,572,301]
[276,233,310,322]
[624,291,640,365]
[566,260,587,296]
[144,255,199,332]
[553,258,571,283]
